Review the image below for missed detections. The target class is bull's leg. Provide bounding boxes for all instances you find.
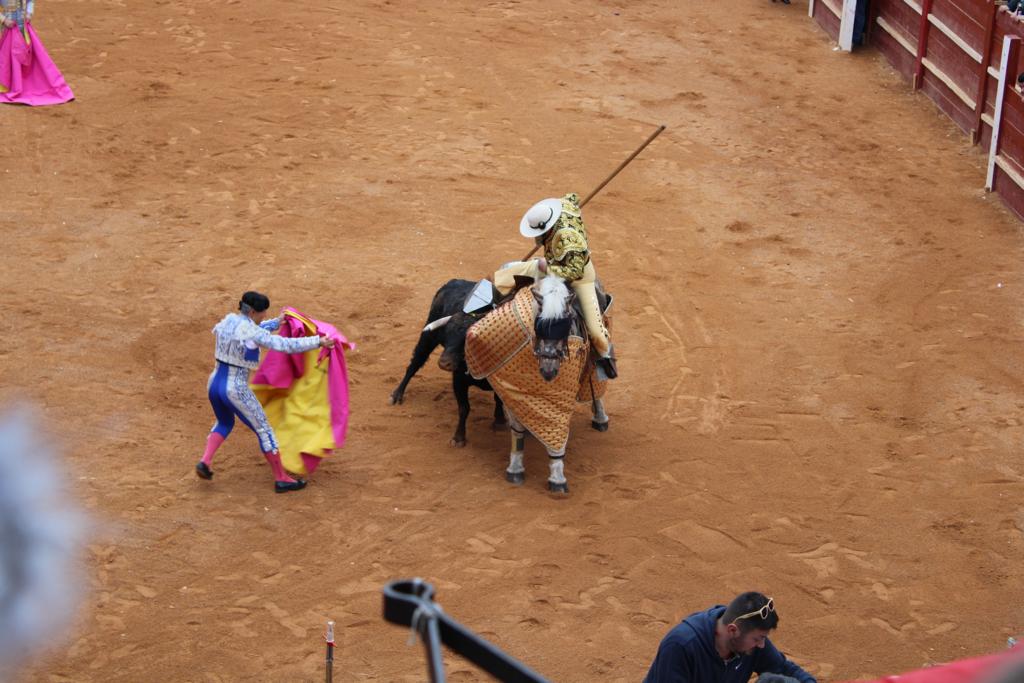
[547,444,568,494]
[450,373,471,448]
[390,330,441,405]
[492,393,507,431]
[506,414,526,485]
[591,397,610,432]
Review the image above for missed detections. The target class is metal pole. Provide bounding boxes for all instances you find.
[520,124,666,261]
[325,620,335,683]
[383,579,550,683]
[421,611,446,683]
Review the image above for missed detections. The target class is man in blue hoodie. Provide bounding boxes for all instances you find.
[644,592,816,683]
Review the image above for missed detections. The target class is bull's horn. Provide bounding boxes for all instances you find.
[422,315,453,332]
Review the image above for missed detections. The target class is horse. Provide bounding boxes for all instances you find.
[465,274,611,493]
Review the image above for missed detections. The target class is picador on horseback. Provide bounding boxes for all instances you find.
[494,193,618,381]
[394,126,665,491]
[457,193,618,493]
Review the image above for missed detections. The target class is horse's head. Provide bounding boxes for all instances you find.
[532,275,575,382]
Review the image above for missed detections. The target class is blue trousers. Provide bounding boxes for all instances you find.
[207,362,278,453]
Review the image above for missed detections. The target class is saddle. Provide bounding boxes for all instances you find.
[464,287,536,381]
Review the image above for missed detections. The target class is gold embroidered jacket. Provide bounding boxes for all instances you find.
[543,193,590,281]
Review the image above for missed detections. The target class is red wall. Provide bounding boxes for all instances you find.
[812,1,842,41]
[873,1,920,77]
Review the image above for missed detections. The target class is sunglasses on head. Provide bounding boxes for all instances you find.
[730,597,774,625]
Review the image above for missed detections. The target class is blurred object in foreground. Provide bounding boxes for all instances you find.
[0,410,86,672]
[845,641,1024,683]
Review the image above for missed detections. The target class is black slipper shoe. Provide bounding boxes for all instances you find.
[274,479,307,493]
[195,462,213,480]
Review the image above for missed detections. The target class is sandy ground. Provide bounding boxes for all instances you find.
[3,1,1024,681]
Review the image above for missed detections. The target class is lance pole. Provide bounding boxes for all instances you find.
[520,124,666,261]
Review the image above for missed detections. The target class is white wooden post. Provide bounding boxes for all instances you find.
[839,0,856,51]
[808,0,816,19]
[987,36,1016,190]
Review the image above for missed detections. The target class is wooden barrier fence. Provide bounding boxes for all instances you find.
[809,0,1024,220]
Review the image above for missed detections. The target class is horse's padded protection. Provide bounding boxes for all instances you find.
[465,287,535,381]
[465,287,606,453]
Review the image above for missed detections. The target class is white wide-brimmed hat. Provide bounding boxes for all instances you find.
[519,198,563,238]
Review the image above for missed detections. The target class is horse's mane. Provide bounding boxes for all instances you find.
[537,275,571,321]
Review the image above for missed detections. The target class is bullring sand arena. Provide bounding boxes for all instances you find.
[3,1,1024,681]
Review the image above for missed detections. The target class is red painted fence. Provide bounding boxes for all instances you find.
[810,0,1024,221]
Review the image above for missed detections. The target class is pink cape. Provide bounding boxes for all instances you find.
[250,309,354,475]
[844,645,1023,683]
[0,23,74,106]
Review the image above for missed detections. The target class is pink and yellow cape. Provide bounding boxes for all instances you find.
[250,309,354,477]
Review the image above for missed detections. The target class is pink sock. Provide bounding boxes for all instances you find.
[263,451,296,483]
[201,432,225,466]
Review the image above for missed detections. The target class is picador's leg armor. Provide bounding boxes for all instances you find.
[571,261,610,357]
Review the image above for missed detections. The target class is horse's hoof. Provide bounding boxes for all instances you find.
[389,393,403,406]
[449,438,467,449]
[591,420,609,432]
[492,420,508,432]
[506,471,525,485]
[547,481,569,494]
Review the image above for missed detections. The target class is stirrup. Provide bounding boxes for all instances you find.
[595,355,618,380]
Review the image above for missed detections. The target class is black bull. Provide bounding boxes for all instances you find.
[389,279,505,447]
